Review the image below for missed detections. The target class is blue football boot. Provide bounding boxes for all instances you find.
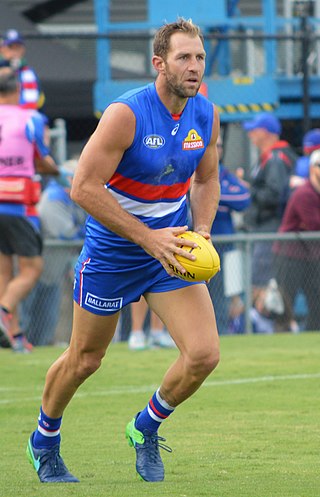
[125,414,172,482]
[26,432,79,483]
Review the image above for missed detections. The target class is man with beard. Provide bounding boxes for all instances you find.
[27,18,221,484]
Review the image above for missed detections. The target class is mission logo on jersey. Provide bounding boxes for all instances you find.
[182,129,204,150]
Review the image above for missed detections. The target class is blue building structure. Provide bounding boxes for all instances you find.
[94,0,320,125]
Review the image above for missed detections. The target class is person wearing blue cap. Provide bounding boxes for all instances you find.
[0,29,44,110]
[242,112,298,330]
[242,112,297,235]
[243,112,282,136]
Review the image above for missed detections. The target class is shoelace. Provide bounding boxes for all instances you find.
[41,446,68,476]
[144,433,172,463]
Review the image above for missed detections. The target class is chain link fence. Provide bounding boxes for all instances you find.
[19,232,320,347]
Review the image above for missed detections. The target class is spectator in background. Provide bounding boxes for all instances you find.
[38,159,86,240]
[273,149,320,332]
[21,159,87,346]
[286,128,320,331]
[0,29,49,155]
[128,297,175,350]
[0,29,45,110]
[242,112,297,309]
[290,128,320,189]
[207,134,251,334]
[0,68,59,352]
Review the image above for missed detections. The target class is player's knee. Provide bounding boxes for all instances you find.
[75,351,104,382]
[186,347,219,379]
[200,349,219,376]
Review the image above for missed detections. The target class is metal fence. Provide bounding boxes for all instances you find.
[4,26,319,345]
[20,232,320,346]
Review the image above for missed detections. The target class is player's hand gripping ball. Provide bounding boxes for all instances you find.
[170,231,220,282]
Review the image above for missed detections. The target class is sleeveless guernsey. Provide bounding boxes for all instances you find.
[83,83,214,270]
[74,83,215,313]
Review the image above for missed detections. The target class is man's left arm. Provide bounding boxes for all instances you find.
[189,105,221,239]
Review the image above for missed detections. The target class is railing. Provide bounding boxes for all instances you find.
[20,232,320,346]
[211,231,320,334]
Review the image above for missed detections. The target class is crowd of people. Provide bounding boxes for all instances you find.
[242,113,320,334]
[116,111,320,341]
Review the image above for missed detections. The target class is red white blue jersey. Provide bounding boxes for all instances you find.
[83,83,214,269]
[18,65,42,110]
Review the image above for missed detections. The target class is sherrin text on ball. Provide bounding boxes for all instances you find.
[169,231,220,282]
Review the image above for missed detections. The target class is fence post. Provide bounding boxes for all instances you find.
[301,14,312,134]
[244,236,253,334]
[51,118,67,165]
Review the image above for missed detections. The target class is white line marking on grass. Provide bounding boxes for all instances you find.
[1,372,320,406]
[203,372,320,387]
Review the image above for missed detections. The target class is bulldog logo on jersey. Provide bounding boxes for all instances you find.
[182,129,204,150]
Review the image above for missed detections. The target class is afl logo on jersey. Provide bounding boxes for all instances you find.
[143,134,165,149]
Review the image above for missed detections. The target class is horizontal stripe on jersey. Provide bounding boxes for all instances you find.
[108,172,190,201]
[108,189,186,218]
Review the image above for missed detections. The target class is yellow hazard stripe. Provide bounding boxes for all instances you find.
[217,103,278,114]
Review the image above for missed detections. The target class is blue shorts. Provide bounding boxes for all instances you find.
[73,246,201,315]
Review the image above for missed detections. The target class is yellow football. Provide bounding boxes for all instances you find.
[169,231,220,282]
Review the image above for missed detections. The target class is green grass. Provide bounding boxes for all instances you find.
[1,332,320,497]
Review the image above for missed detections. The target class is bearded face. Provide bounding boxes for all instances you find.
[156,33,205,100]
[163,60,202,98]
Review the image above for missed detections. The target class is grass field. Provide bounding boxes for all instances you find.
[1,332,319,497]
